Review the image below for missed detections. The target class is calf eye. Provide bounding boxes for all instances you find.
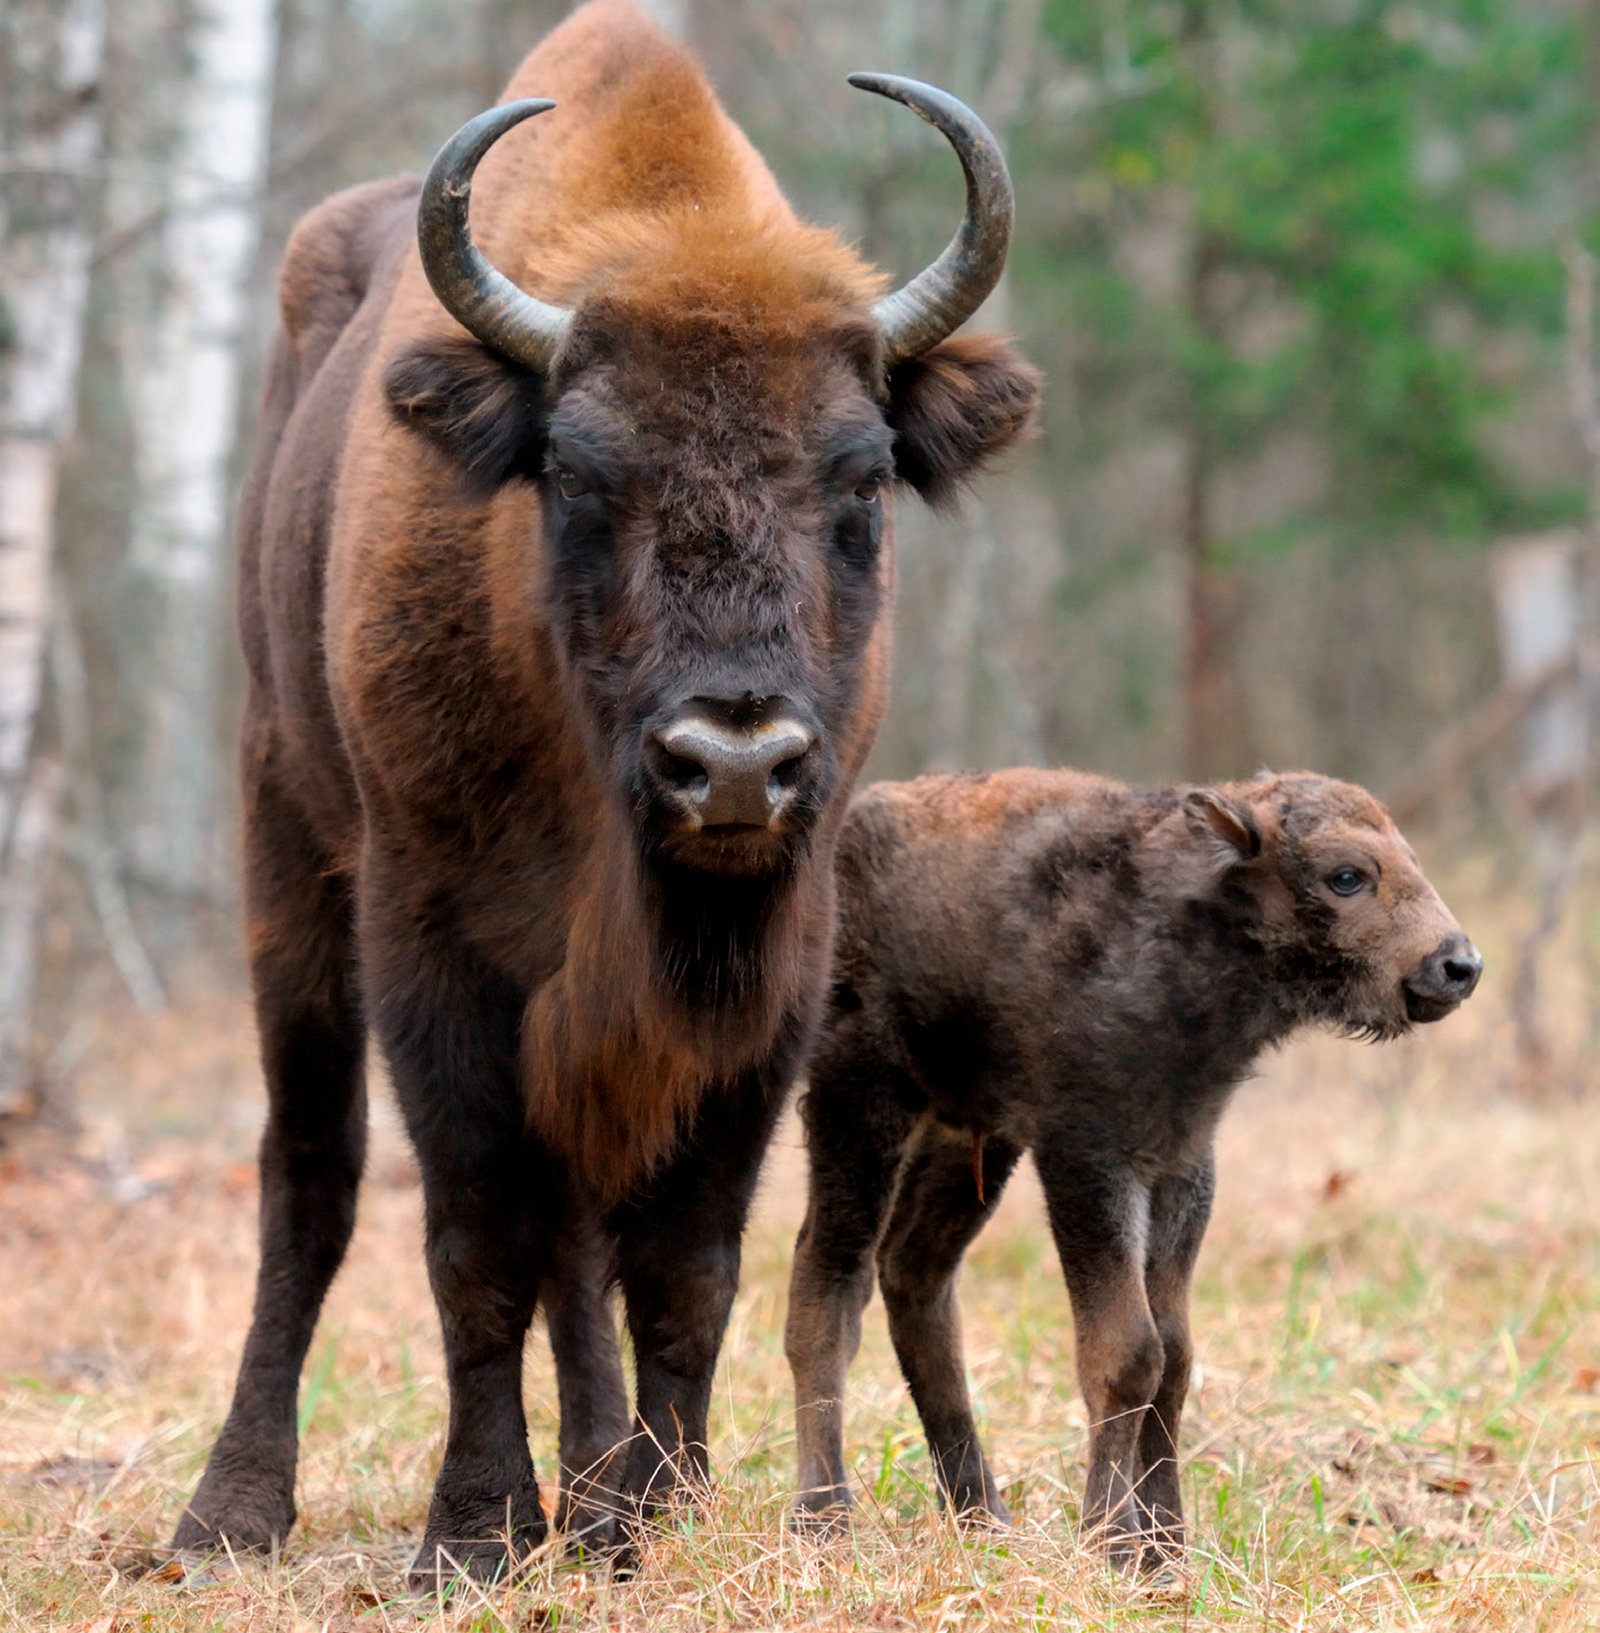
[1326,867,1366,897]
[555,464,587,500]
[855,476,882,504]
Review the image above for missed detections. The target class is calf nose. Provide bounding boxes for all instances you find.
[1420,932,1483,1000]
[648,712,817,829]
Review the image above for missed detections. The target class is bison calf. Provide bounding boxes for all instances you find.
[785,768,1480,1565]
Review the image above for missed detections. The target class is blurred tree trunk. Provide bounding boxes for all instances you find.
[1176,0,1246,783]
[119,0,277,951]
[1181,224,1242,782]
[0,0,108,1109]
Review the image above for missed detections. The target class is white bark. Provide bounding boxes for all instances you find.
[123,0,276,916]
[0,757,65,1114]
[0,0,107,854]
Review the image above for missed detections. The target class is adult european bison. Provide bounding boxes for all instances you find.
[172,0,1039,1581]
[786,769,1480,1567]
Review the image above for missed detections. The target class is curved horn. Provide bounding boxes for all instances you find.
[418,99,573,371]
[847,73,1015,367]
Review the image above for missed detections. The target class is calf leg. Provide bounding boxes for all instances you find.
[1033,1147,1162,1567]
[784,1058,919,1528]
[1135,1151,1214,1561]
[544,1200,630,1550]
[173,769,365,1555]
[612,1063,792,1514]
[364,910,549,1586]
[876,1126,1021,1522]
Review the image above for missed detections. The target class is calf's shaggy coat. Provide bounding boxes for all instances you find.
[786,769,1480,1564]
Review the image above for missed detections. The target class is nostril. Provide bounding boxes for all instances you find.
[654,746,710,797]
[1443,955,1481,989]
[768,743,812,792]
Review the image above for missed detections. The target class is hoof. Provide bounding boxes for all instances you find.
[170,1495,294,1556]
[407,1531,543,1592]
[561,1506,629,1560]
[954,1497,1012,1529]
[791,1491,854,1539]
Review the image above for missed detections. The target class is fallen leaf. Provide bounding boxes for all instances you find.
[1424,1474,1473,1498]
[1467,1443,1496,1465]
[1320,1169,1356,1201]
[1574,1365,1599,1393]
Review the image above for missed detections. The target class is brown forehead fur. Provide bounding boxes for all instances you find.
[458,0,884,347]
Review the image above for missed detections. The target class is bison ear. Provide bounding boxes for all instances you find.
[885,333,1042,510]
[1184,789,1262,870]
[384,337,548,494]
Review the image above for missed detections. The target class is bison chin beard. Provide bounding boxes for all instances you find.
[648,850,814,1022]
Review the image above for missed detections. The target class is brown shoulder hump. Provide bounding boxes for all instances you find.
[278,174,420,362]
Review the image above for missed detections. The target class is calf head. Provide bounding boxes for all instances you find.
[1182,772,1481,1039]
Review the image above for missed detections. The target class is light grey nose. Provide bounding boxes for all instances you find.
[648,714,817,828]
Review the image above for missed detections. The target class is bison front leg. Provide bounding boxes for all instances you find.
[544,1202,630,1552]
[613,1067,791,1518]
[365,914,550,1587]
[876,1126,1022,1524]
[173,762,366,1557]
[1034,1148,1164,1569]
[1135,1151,1215,1564]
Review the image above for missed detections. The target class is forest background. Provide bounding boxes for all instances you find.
[4,0,1599,1101]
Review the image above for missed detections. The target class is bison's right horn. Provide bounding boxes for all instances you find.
[848,73,1015,368]
[418,99,573,372]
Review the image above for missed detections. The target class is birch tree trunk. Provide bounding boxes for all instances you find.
[0,0,109,1107]
[0,0,107,854]
[121,0,276,943]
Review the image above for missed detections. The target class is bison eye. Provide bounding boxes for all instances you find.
[855,477,882,504]
[1326,866,1366,897]
[555,464,587,501]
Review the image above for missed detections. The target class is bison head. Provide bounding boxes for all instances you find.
[384,81,1039,887]
[1183,772,1482,1040]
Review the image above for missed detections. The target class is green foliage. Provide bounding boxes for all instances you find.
[1031,0,1585,550]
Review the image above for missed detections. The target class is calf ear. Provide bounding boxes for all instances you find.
[1184,789,1262,870]
[885,333,1042,509]
[384,337,548,494]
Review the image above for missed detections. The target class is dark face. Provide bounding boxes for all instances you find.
[385,313,1040,883]
[538,316,893,879]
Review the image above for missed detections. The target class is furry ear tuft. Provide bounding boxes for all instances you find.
[384,337,548,494]
[885,333,1042,509]
[1184,789,1261,871]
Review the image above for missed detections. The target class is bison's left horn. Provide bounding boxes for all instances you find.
[848,73,1015,368]
[418,99,574,371]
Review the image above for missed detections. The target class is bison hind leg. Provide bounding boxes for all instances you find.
[172,765,367,1556]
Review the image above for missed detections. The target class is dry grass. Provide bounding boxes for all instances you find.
[4,877,1600,1629]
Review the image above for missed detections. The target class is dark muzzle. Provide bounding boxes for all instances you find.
[646,706,817,831]
[1403,930,1482,1022]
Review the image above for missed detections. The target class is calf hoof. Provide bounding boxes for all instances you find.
[791,1488,854,1538]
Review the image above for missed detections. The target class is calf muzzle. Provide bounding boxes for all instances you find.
[1403,930,1482,1021]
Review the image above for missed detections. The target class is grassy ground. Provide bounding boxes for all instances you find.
[4,885,1600,1629]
